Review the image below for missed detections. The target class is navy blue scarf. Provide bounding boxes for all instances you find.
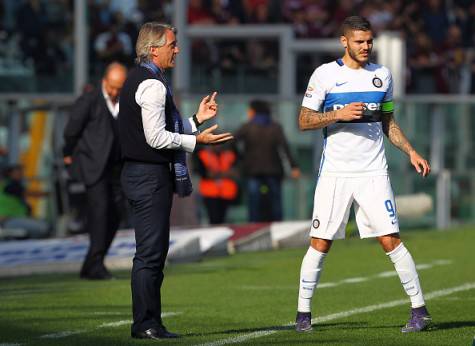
[140,62,193,197]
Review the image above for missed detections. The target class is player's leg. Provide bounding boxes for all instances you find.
[296,176,352,332]
[380,234,431,332]
[354,176,431,332]
[296,237,331,332]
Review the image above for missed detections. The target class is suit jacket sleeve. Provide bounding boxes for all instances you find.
[63,93,93,156]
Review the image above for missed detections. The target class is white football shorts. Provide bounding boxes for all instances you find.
[310,175,400,239]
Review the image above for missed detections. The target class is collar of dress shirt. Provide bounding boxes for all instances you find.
[102,84,120,118]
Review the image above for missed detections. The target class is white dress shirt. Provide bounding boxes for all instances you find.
[135,79,198,153]
[102,86,120,118]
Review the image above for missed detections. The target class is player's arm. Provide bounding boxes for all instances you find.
[298,103,364,130]
[381,112,431,177]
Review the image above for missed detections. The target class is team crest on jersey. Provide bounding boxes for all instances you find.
[312,218,320,229]
[372,76,383,88]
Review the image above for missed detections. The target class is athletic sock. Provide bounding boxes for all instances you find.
[297,247,327,313]
[386,242,426,308]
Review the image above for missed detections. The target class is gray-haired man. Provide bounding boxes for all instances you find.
[118,22,233,340]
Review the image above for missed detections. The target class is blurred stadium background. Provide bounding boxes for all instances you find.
[1,0,474,235]
[1,1,475,345]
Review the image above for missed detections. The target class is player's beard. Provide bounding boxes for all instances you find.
[348,47,370,65]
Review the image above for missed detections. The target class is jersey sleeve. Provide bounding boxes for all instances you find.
[301,67,326,112]
[382,69,394,113]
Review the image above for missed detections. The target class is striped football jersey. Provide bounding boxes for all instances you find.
[302,59,394,177]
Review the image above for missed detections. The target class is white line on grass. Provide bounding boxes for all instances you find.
[436,297,475,301]
[195,282,475,346]
[40,330,84,339]
[98,321,131,328]
[97,312,181,329]
[0,343,22,346]
[241,259,452,291]
[39,312,181,339]
[340,277,367,284]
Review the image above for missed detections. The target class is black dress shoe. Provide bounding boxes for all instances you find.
[131,327,180,339]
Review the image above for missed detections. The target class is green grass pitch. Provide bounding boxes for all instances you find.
[1,226,474,345]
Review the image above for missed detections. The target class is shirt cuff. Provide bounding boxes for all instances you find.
[184,117,199,134]
[180,134,197,153]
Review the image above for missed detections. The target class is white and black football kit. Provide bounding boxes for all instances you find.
[303,59,399,239]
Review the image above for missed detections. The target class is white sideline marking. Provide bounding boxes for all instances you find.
[40,330,84,339]
[241,259,453,291]
[437,297,475,301]
[318,282,339,288]
[340,277,367,284]
[0,343,22,346]
[97,312,181,329]
[195,282,475,346]
[415,264,433,270]
[195,331,276,346]
[240,285,296,290]
[376,271,398,278]
[39,312,181,339]
[98,320,131,328]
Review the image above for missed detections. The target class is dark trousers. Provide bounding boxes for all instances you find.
[80,164,123,277]
[247,176,282,222]
[203,198,230,224]
[121,162,173,333]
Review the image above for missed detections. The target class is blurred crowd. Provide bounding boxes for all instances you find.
[1,0,475,93]
[186,0,475,94]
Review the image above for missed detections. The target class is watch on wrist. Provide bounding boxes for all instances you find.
[192,114,202,128]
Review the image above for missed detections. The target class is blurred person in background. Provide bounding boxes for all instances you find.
[188,0,216,24]
[0,164,50,238]
[63,62,128,280]
[442,24,467,93]
[422,0,449,48]
[407,32,445,93]
[195,142,239,224]
[94,16,133,68]
[235,99,300,222]
[118,22,233,340]
[16,0,46,67]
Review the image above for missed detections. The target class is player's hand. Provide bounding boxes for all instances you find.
[409,150,431,177]
[196,124,233,145]
[196,91,218,124]
[336,102,364,121]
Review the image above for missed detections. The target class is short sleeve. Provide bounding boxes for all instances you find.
[382,69,394,113]
[301,67,327,112]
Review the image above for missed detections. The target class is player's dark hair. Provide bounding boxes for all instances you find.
[340,16,372,36]
[249,99,271,115]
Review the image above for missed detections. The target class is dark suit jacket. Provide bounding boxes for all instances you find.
[63,88,116,186]
[234,120,298,178]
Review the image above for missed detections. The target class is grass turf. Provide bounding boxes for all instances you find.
[0,226,474,345]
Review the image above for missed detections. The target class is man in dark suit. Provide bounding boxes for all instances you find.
[119,23,233,340]
[63,62,127,280]
[235,99,300,222]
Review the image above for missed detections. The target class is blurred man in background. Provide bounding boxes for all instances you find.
[63,62,127,280]
[235,99,300,222]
